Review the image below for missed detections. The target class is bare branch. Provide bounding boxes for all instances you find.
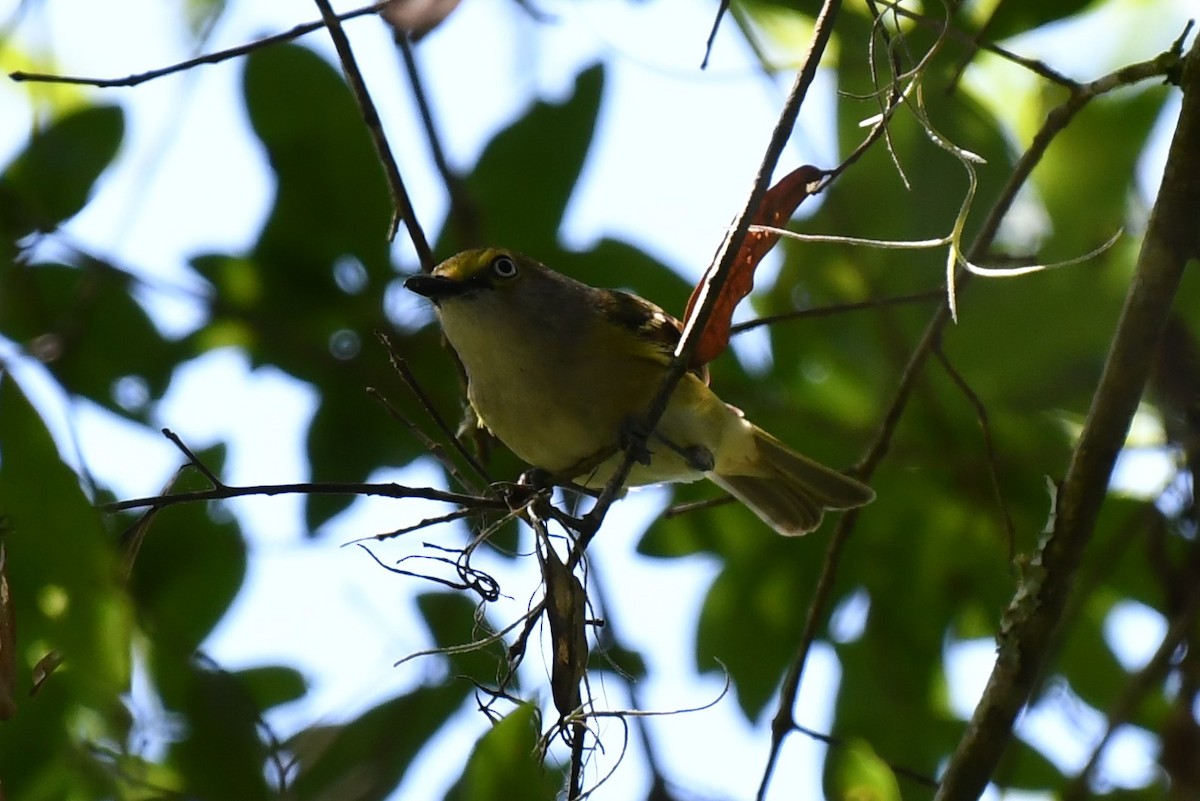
[7,1,390,88]
[312,0,433,262]
[935,31,1200,800]
[102,478,500,514]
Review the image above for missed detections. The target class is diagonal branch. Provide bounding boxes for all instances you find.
[935,31,1200,800]
[313,0,433,263]
[7,1,391,88]
[572,0,844,564]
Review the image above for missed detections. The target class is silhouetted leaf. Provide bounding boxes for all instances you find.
[0,104,123,237]
[290,683,467,801]
[444,703,563,801]
[0,374,130,799]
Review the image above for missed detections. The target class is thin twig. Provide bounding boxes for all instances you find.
[103,479,501,514]
[366,386,474,487]
[376,331,491,486]
[584,555,676,797]
[791,721,939,789]
[662,493,735,520]
[886,2,1076,89]
[161,427,224,487]
[7,1,391,87]
[730,288,944,335]
[934,345,1017,563]
[344,505,480,542]
[356,543,497,599]
[701,0,732,69]
[312,0,433,262]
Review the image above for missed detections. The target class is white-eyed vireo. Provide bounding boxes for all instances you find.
[405,248,874,536]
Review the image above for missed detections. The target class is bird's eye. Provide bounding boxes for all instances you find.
[490,255,518,279]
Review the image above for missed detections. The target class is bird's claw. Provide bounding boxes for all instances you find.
[619,418,654,465]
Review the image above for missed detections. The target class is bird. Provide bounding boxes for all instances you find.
[405,247,874,535]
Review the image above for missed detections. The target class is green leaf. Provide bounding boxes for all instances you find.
[0,373,131,798]
[952,0,1097,42]
[695,534,824,717]
[233,665,308,712]
[0,104,123,238]
[290,683,468,801]
[417,591,506,682]
[444,703,563,801]
[439,63,604,257]
[0,258,188,420]
[127,467,248,680]
[167,661,274,801]
[244,44,392,276]
[1032,87,1169,259]
[829,738,902,801]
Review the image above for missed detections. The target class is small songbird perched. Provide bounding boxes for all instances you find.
[405,248,874,536]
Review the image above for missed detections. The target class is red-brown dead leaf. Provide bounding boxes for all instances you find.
[684,164,824,368]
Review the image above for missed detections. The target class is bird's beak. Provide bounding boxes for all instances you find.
[404,274,468,302]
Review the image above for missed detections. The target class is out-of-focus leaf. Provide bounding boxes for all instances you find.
[956,0,1122,46]
[245,46,392,273]
[731,0,822,67]
[439,64,604,258]
[0,259,187,421]
[444,703,563,801]
[29,648,64,695]
[168,661,273,801]
[127,447,246,666]
[0,374,130,799]
[1033,88,1169,259]
[290,683,467,801]
[0,104,123,238]
[828,738,902,801]
[232,43,454,529]
[696,533,825,717]
[593,637,647,681]
[234,665,308,712]
[184,0,228,36]
[993,737,1073,792]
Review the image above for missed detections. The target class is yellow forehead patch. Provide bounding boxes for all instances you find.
[433,248,512,282]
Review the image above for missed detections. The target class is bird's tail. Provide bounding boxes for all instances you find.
[710,425,874,536]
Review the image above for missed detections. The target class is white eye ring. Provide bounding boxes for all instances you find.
[491,255,518,279]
